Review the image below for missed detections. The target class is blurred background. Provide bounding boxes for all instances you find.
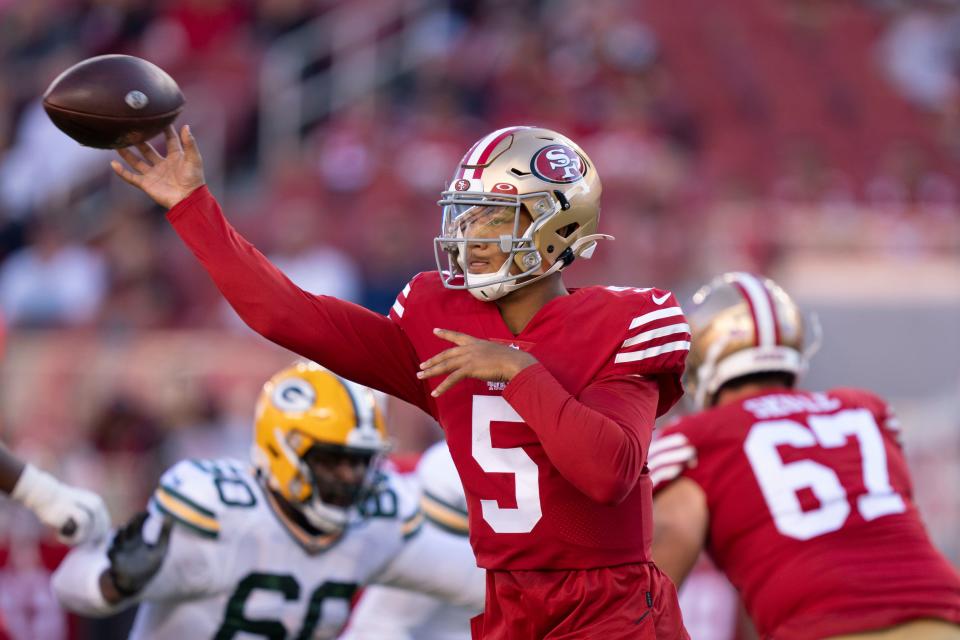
[0,0,957,638]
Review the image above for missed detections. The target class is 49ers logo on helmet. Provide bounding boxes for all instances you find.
[530,144,584,184]
[454,179,471,191]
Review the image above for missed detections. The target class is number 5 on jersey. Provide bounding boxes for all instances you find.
[472,396,542,534]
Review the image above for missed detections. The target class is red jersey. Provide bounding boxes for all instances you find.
[650,387,960,639]
[166,186,689,570]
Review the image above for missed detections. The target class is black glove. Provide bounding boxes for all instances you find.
[106,512,173,597]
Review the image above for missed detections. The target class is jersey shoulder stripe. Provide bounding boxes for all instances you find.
[648,432,697,491]
[152,485,220,538]
[151,457,254,539]
[401,511,425,540]
[615,294,690,366]
[388,272,439,323]
[594,286,690,367]
[420,490,469,536]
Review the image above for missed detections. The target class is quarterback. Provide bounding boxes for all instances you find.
[649,272,960,640]
[52,362,484,639]
[343,441,482,640]
[111,125,691,638]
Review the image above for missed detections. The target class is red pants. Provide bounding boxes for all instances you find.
[470,562,689,639]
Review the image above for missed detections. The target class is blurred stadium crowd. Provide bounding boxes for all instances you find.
[0,0,958,638]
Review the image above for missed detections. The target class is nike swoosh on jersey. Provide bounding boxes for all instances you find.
[652,292,670,305]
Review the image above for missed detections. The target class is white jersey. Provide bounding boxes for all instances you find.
[343,442,483,640]
[53,457,480,639]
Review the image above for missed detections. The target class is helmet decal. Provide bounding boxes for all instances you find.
[492,182,518,194]
[272,378,316,413]
[530,144,584,184]
[252,362,390,536]
[454,178,471,191]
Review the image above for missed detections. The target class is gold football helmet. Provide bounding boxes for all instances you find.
[435,126,611,301]
[252,361,390,533]
[686,272,820,409]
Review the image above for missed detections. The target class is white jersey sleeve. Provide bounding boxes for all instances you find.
[342,586,473,640]
[416,442,469,536]
[367,445,483,610]
[52,459,241,616]
[51,536,116,617]
[370,521,485,609]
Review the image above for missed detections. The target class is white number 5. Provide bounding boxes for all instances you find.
[744,408,905,540]
[471,396,542,534]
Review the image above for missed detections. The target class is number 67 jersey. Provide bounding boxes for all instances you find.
[650,387,960,640]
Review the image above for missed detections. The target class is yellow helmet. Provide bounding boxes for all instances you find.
[434,126,610,301]
[685,272,819,409]
[252,361,390,532]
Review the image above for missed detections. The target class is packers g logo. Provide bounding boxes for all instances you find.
[530,144,584,184]
[272,378,316,413]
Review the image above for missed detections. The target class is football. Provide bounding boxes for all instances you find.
[42,54,184,149]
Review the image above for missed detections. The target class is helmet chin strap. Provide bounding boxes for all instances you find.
[463,234,614,302]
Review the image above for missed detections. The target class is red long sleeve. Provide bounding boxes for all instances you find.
[503,363,658,505]
[166,187,431,414]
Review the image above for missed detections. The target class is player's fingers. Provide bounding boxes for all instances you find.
[419,346,464,371]
[417,354,466,380]
[164,125,182,154]
[110,160,144,187]
[181,125,199,158]
[431,370,468,397]
[135,141,162,164]
[433,328,475,346]
[116,147,150,174]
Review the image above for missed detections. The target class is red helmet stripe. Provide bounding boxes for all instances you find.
[456,138,484,179]
[731,281,759,347]
[469,127,525,179]
[761,280,782,345]
[731,273,776,347]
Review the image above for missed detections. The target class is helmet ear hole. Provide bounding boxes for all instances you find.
[557,222,580,238]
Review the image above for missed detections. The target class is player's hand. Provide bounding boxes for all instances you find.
[47,485,112,546]
[12,464,111,545]
[418,328,538,397]
[111,124,205,209]
[104,512,174,601]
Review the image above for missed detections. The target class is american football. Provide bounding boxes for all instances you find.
[42,54,184,149]
[1,3,959,640]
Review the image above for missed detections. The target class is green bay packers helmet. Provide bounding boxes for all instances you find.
[435,126,611,301]
[686,272,820,409]
[252,361,390,533]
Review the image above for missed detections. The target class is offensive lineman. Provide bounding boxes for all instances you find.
[649,272,960,639]
[111,124,692,638]
[52,362,484,639]
[343,440,482,639]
